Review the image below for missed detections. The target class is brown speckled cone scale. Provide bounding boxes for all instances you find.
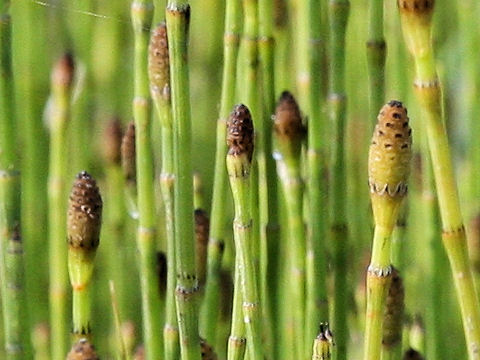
[52,53,75,89]
[227,104,254,162]
[66,338,99,360]
[368,100,412,197]
[200,338,218,360]
[67,171,102,251]
[102,118,123,166]
[403,348,424,360]
[148,22,170,100]
[383,268,405,347]
[195,209,210,285]
[121,122,136,184]
[397,0,434,15]
[274,91,305,142]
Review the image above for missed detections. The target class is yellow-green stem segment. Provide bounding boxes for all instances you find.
[399,1,480,357]
[328,0,350,357]
[166,2,201,359]
[227,151,264,360]
[48,54,75,360]
[200,0,240,344]
[0,6,29,358]
[131,0,163,358]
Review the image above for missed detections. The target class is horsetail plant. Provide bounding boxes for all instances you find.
[148,21,180,360]
[328,0,350,357]
[257,0,278,353]
[67,171,102,340]
[227,256,247,360]
[102,119,130,323]
[273,91,307,359]
[381,267,405,360]
[366,0,386,125]
[195,208,210,290]
[131,0,163,357]
[201,0,240,345]
[166,0,201,358]
[364,100,412,360]
[305,0,329,352]
[67,338,99,360]
[398,0,480,357]
[0,4,29,358]
[227,104,264,360]
[121,122,138,219]
[48,53,75,360]
[312,323,334,360]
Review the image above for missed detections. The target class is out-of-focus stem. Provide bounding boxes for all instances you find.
[131,0,163,357]
[48,54,75,360]
[399,1,480,357]
[200,0,240,345]
[166,2,201,359]
[328,0,350,357]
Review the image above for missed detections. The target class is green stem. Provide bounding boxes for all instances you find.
[306,0,329,355]
[366,0,386,126]
[71,283,91,340]
[328,1,350,358]
[48,56,74,360]
[200,0,240,345]
[131,1,163,358]
[363,226,393,360]
[0,6,29,358]
[258,0,277,354]
[227,153,264,360]
[399,4,480,355]
[276,156,305,359]
[227,257,247,360]
[149,21,180,360]
[166,2,201,359]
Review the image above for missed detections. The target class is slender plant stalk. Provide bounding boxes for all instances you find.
[305,0,329,355]
[328,0,350,357]
[166,1,201,359]
[200,0,241,345]
[0,5,28,358]
[273,91,306,359]
[366,0,386,126]
[102,119,132,322]
[227,256,247,360]
[398,1,480,357]
[16,0,49,327]
[312,324,334,360]
[419,131,445,359]
[272,0,290,93]
[364,101,412,360]
[67,172,102,341]
[48,54,75,360]
[257,0,277,353]
[131,0,163,358]
[226,104,264,360]
[148,22,180,360]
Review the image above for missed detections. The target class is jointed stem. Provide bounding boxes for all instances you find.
[398,2,480,355]
[131,0,163,358]
[201,0,240,344]
[166,2,201,359]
